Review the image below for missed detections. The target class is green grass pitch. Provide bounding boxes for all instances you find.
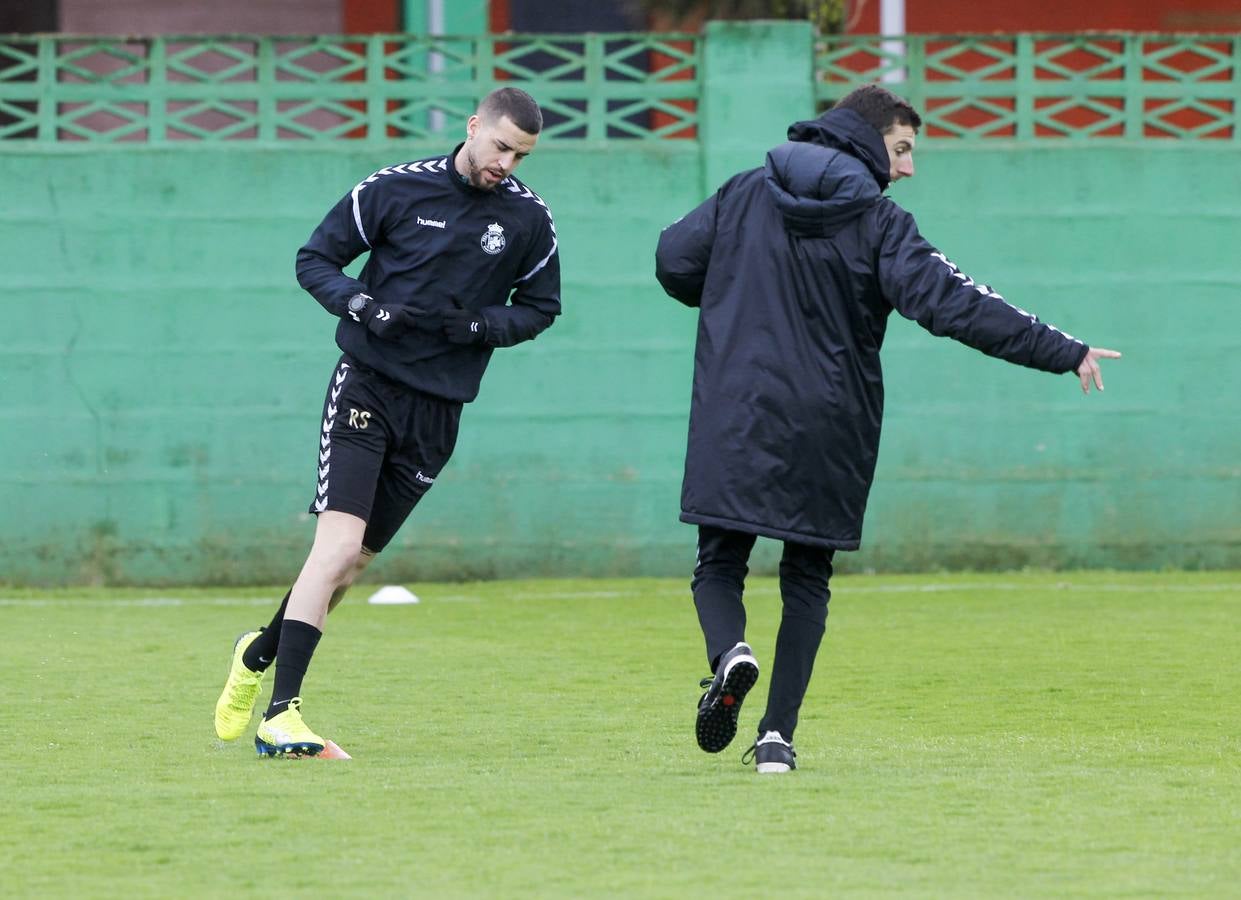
[3,571,1238,897]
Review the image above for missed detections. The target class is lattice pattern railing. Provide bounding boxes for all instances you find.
[816,34,1241,140]
[4,33,1236,143]
[0,33,700,142]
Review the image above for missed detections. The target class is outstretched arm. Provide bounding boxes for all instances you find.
[1076,347,1122,394]
[877,204,1095,378]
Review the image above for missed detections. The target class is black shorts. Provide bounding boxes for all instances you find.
[307,355,462,553]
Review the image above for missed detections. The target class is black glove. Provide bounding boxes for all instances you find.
[349,294,446,341]
[347,293,404,340]
[397,307,444,333]
[442,308,489,345]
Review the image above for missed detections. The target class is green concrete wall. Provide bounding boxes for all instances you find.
[3,23,1238,585]
[862,144,1239,572]
[3,139,1237,586]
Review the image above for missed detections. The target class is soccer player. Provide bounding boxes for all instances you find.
[214,87,560,757]
[654,85,1120,774]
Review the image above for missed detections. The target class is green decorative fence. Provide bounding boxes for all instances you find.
[816,33,1241,139]
[3,31,1239,144]
[0,33,701,142]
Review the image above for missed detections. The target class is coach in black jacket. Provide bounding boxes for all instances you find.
[656,85,1120,774]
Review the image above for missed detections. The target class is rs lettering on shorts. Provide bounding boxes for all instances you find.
[348,408,372,429]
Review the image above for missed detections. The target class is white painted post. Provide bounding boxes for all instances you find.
[880,0,906,84]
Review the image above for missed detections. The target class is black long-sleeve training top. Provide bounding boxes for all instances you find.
[296,144,561,402]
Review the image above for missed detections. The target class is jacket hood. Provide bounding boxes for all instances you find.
[786,108,891,190]
[764,140,882,237]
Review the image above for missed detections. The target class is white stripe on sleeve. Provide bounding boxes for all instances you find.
[351,184,371,249]
[517,234,558,283]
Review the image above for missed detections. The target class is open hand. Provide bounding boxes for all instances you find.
[1076,347,1122,394]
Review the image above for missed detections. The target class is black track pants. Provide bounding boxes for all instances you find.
[691,525,834,741]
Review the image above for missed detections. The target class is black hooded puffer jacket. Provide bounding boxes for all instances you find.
[655,108,1088,549]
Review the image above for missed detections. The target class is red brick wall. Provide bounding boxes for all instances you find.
[59,0,342,33]
[848,0,1241,34]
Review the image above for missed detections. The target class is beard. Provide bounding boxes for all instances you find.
[465,146,499,191]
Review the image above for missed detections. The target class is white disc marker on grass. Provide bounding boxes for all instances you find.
[367,585,420,605]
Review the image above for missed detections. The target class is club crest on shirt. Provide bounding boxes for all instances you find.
[480,222,506,255]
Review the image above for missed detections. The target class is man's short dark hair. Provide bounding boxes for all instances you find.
[478,87,543,135]
[832,84,922,135]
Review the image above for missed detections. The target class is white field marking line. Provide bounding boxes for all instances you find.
[0,593,484,606]
[0,596,277,607]
[510,590,628,600]
[0,592,518,606]
[416,589,629,602]
[754,582,1241,595]
[1,583,1237,607]
[0,589,631,606]
[395,590,627,603]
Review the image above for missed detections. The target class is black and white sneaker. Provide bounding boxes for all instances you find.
[742,730,796,773]
[696,641,759,753]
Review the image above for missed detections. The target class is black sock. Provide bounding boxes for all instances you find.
[263,619,322,720]
[242,590,290,672]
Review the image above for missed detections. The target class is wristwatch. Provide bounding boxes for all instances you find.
[346,292,372,322]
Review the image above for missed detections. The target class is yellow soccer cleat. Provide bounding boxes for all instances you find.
[255,697,325,758]
[213,630,267,741]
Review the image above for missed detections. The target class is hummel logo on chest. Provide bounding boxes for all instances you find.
[417,216,446,229]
